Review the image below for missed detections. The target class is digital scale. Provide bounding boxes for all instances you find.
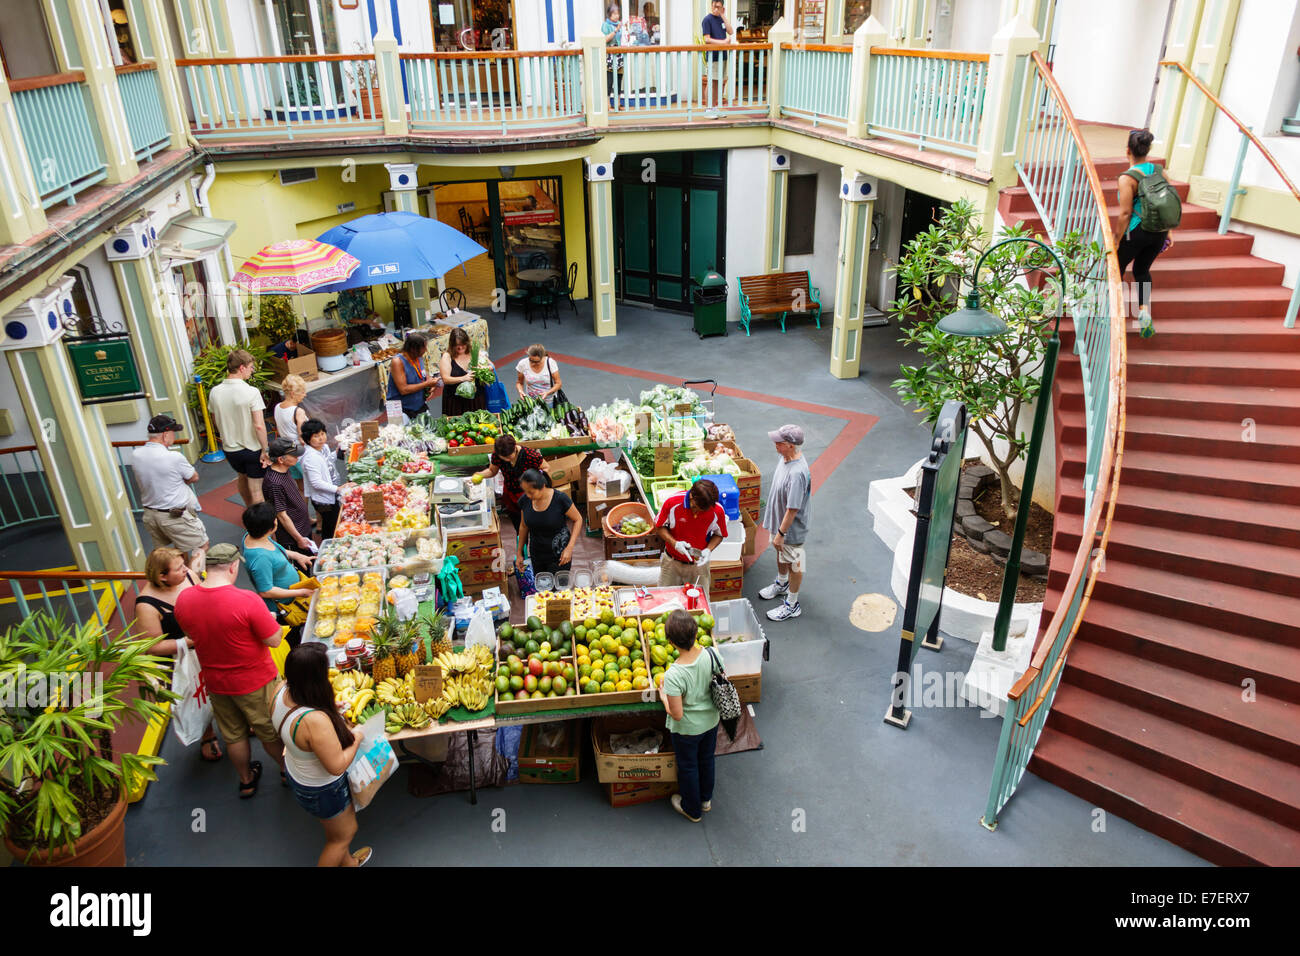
[431,475,474,505]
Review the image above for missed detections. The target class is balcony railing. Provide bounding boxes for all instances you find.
[403,50,584,132]
[115,63,171,161]
[9,72,108,207]
[778,43,853,129]
[177,54,387,140]
[607,44,771,121]
[867,49,989,158]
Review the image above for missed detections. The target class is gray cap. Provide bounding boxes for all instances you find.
[767,424,804,446]
[268,437,301,459]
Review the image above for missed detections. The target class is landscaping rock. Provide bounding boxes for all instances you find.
[961,515,996,540]
[955,499,976,518]
[984,530,1013,556]
[964,464,995,481]
[1021,550,1048,577]
[967,535,992,554]
[958,477,980,497]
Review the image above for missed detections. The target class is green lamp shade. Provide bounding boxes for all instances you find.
[937,293,1008,337]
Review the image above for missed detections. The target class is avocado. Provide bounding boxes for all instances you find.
[526,615,542,631]
[499,623,515,641]
[558,620,574,638]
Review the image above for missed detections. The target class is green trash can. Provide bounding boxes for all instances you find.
[691,268,728,339]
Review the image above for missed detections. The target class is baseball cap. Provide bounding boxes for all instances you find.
[767,424,804,446]
[207,542,241,565]
[268,437,301,459]
[147,414,183,434]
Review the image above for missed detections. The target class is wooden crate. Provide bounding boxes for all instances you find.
[604,531,663,562]
[730,671,761,704]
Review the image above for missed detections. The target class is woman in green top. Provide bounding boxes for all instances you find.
[1115,129,1173,338]
[660,610,719,822]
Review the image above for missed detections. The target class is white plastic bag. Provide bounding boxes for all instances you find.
[464,604,496,654]
[169,642,212,748]
[347,711,397,812]
[392,587,419,621]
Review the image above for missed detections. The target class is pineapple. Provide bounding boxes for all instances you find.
[427,612,452,659]
[370,613,400,682]
[395,618,421,678]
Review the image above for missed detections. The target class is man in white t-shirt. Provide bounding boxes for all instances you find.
[209,348,270,506]
[135,414,208,560]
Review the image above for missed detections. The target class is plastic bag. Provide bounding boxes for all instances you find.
[169,642,212,748]
[347,711,397,812]
[455,381,477,399]
[392,587,419,621]
[464,604,496,653]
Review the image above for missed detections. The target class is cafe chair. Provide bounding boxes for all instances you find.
[525,276,560,329]
[504,282,529,320]
[564,262,578,312]
[528,252,551,270]
[458,206,491,253]
[440,287,467,312]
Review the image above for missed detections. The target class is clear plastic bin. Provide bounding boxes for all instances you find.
[438,496,491,533]
[711,598,767,675]
[711,517,746,563]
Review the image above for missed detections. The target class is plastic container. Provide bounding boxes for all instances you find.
[710,598,767,675]
[711,516,746,563]
[649,479,691,512]
[603,502,654,538]
[535,572,555,593]
[699,473,740,520]
[438,496,491,533]
[571,565,593,589]
[553,570,571,590]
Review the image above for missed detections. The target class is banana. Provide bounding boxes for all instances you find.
[349,689,374,717]
[386,722,403,735]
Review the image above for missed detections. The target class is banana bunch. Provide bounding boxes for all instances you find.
[457,681,490,712]
[433,650,478,676]
[394,702,431,730]
[345,688,375,721]
[375,676,413,706]
[424,696,452,720]
[355,701,389,724]
[442,674,492,710]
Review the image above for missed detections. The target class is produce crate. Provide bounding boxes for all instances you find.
[521,434,590,452]
[313,525,447,576]
[542,452,585,486]
[735,457,761,521]
[444,512,502,563]
[603,531,663,562]
[586,485,631,533]
[494,658,585,715]
[708,559,743,602]
[592,712,677,783]
[730,672,761,704]
[649,478,690,511]
[604,781,675,807]
[304,566,387,653]
[444,441,496,456]
[517,721,582,784]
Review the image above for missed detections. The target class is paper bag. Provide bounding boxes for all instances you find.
[347,711,398,811]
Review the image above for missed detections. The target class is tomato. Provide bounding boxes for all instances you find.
[449,439,459,447]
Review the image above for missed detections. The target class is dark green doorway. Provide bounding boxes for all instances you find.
[613,151,726,313]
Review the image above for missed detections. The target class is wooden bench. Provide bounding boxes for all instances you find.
[737,271,822,335]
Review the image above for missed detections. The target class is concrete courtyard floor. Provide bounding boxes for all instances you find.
[124,302,1202,866]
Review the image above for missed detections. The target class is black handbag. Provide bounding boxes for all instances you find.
[547,362,570,410]
[706,647,742,739]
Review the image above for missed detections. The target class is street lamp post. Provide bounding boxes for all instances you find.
[937,237,1066,654]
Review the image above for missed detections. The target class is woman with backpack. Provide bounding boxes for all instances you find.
[1115,129,1179,338]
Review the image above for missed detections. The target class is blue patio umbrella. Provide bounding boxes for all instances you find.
[312,211,487,292]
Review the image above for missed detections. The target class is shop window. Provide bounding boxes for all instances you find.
[795,0,827,43]
[64,266,102,338]
[736,0,783,40]
[432,0,515,51]
[273,0,338,55]
[108,3,136,64]
[609,1,664,45]
[843,1,872,35]
[784,175,817,256]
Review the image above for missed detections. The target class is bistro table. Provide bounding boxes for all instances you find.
[516,268,560,285]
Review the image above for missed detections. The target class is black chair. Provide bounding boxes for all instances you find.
[459,206,491,253]
[526,276,561,329]
[564,261,578,312]
[440,286,467,312]
[528,252,551,270]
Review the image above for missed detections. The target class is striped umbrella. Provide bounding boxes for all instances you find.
[231,239,361,294]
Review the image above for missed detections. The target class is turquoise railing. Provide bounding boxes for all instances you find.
[0,570,144,641]
[606,43,770,121]
[404,51,584,132]
[778,43,852,129]
[867,49,988,158]
[178,54,386,140]
[981,51,1126,829]
[0,445,60,532]
[9,72,108,208]
[115,63,171,161]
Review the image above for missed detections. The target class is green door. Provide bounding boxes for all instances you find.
[619,182,653,303]
[655,185,684,308]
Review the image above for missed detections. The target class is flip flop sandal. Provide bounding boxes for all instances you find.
[352,847,373,867]
[238,760,263,799]
[199,735,224,762]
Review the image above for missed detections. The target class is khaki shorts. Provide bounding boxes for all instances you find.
[658,551,710,590]
[775,541,807,574]
[142,508,208,553]
[210,678,281,747]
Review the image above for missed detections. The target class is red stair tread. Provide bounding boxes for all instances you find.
[1092,519,1300,579]
[1126,381,1300,411]
[1127,348,1300,367]
[1061,483,1300,539]
[1121,448,1300,485]
[1124,414,1300,453]
[1149,285,1293,307]
[1148,254,1284,274]
[1030,730,1300,865]
[1050,685,1300,822]
[1076,600,1300,690]
[1133,317,1300,337]
[1063,642,1300,753]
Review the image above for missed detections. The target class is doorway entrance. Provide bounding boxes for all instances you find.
[613,151,726,313]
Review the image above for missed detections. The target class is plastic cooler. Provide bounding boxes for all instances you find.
[699,473,740,520]
[711,598,768,675]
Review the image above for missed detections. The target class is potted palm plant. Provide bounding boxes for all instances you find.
[0,612,175,866]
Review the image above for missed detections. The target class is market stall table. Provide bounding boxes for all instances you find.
[269,360,383,440]
[516,269,560,285]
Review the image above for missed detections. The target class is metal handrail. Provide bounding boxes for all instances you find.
[981,50,1127,828]
[0,569,147,637]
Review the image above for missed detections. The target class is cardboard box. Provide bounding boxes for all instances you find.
[730,672,761,704]
[517,721,582,783]
[741,511,758,557]
[604,781,675,808]
[445,511,501,561]
[545,453,584,487]
[604,531,663,562]
[592,713,677,784]
[587,485,632,533]
[268,346,319,383]
[709,558,743,603]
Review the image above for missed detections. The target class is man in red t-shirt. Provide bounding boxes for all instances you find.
[654,479,727,590]
[174,542,286,799]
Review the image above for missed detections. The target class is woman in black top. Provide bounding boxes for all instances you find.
[439,327,487,417]
[514,468,583,575]
[135,547,222,761]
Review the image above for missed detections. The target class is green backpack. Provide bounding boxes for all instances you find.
[1124,165,1182,233]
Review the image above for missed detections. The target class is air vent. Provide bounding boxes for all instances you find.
[279,167,318,186]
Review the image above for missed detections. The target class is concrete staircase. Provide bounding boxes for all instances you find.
[998,159,1300,866]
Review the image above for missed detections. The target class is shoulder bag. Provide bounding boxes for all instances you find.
[706,647,741,739]
[547,361,570,410]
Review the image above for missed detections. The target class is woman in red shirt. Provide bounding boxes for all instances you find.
[654,479,727,589]
[473,433,546,531]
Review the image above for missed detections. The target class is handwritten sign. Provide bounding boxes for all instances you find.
[412,664,443,703]
[361,421,380,443]
[654,444,675,478]
[674,403,694,417]
[362,490,386,523]
[634,411,652,438]
[385,400,404,424]
[545,598,572,627]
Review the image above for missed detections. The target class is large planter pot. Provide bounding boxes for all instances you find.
[358,86,382,118]
[4,791,127,867]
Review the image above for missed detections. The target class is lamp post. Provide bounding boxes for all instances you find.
[937,236,1066,653]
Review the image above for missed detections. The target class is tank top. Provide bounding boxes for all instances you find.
[135,573,195,644]
[1126,162,1156,235]
[272,684,344,787]
[274,402,302,444]
[386,353,427,415]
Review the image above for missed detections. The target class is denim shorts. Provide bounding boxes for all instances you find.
[288,772,351,820]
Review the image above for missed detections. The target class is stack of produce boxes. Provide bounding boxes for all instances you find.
[444,510,505,595]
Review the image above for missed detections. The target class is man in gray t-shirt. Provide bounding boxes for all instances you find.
[760,424,811,621]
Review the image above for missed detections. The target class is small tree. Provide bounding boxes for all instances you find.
[891,200,1101,519]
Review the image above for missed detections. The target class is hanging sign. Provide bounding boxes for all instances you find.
[66,340,144,404]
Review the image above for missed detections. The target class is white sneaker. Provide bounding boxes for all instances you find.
[767,600,801,622]
[701,800,712,812]
[758,580,789,601]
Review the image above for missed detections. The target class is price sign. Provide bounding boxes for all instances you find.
[634,411,652,438]
[362,490,386,523]
[361,421,380,443]
[385,400,404,424]
[544,598,572,627]
[674,403,694,417]
[413,664,443,703]
[654,444,675,477]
